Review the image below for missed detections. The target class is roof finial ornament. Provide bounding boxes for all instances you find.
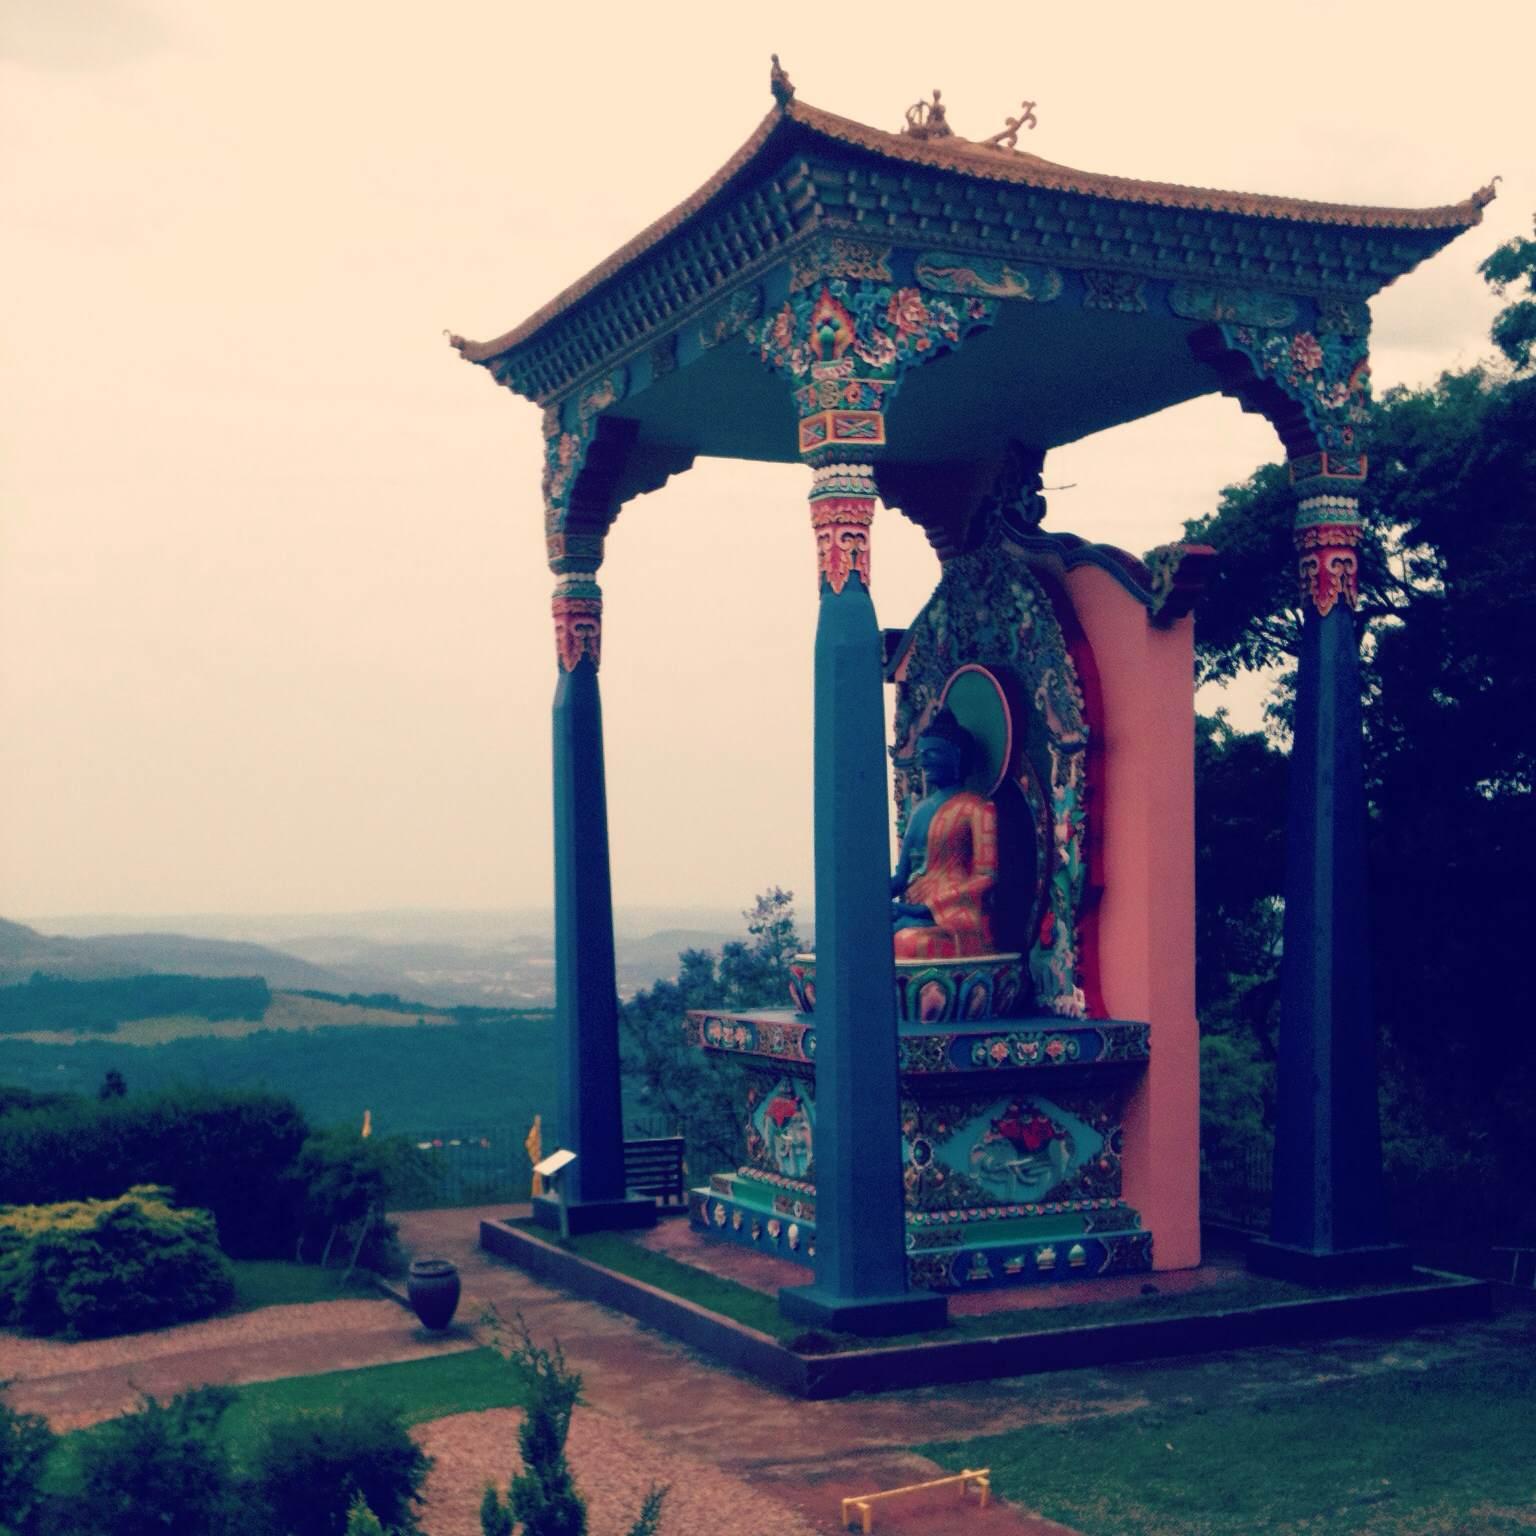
[770,54,795,107]
[982,100,1039,151]
[902,89,953,141]
[1473,174,1502,209]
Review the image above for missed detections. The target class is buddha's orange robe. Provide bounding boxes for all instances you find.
[894,790,999,960]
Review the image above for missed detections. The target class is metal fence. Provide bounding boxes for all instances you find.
[397,1126,531,1209]
[394,1117,690,1210]
[1200,1142,1273,1233]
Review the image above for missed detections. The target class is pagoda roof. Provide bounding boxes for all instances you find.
[455,91,1495,392]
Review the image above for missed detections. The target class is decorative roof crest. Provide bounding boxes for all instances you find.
[901,90,953,141]
[982,100,1039,151]
[770,54,795,107]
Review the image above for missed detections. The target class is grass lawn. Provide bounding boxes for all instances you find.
[920,1348,1536,1536]
[215,1349,529,1457]
[46,1349,530,1493]
[228,1260,380,1312]
[512,1221,1437,1350]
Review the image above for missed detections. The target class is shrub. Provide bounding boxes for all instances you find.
[345,1494,388,1535]
[247,1401,430,1536]
[480,1317,585,1536]
[480,1315,666,1536]
[0,1391,55,1536]
[73,1388,238,1536]
[289,1129,430,1275]
[0,1187,234,1338]
[0,1086,310,1258]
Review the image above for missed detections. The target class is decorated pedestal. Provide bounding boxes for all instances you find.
[684,515,1208,1296]
[687,1004,1152,1290]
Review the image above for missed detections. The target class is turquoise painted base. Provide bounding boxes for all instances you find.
[778,1281,948,1336]
[533,1193,657,1235]
[689,1179,1151,1292]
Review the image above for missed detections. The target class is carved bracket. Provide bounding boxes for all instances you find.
[1191,320,1372,459]
[748,258,996,464]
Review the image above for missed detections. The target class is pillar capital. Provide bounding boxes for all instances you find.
[551,574,602,672]
[808,462,877,594]
[1289,452,1369,618]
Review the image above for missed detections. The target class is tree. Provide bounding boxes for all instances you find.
[1187,229,1536,1244]
[1480,215,1536,372]
[480,1315,585,1536]
[620,888,803,1175]
[480,1313,665,1536]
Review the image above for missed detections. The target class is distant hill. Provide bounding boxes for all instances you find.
[0,917,348,991]
[2,913,775,1009]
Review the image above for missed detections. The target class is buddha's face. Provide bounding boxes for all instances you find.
[917,735,964,791]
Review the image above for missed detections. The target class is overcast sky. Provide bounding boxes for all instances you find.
[1,0,1529,924]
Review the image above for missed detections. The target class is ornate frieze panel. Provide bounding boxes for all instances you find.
[1169,283,1298,327]
[789,234,894,292]
[1081,269,1147,312]
[743,1074,816,1182]
[698,286,762,349]
[1316,297,1371,335]
[896,1019,1149,1073]
[914,252,1063,302]
[900,1089,1126,1213]
[647,334,678,379]
[685,1009,816,1064]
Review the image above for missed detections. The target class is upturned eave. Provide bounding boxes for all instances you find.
[450,94,1495,378]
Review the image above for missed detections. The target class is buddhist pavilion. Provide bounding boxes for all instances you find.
[454,65,1492,1335]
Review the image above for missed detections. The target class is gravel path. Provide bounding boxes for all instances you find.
[0,1297,475,1432]
[415,1406,821,1536]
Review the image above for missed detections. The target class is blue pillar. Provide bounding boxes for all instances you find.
[1250,491,1408,1283]
[779,465,947,1335]
[536,574,654,1235]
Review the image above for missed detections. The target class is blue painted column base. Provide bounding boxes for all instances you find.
[1248,1237,1410,1286]
[778,1284,948,1337]
[532,1194,656,1237]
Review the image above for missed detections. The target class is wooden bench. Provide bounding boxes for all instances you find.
[623,1136,687,1210]
[840,1469,990,1533]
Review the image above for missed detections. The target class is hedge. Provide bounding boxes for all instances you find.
[0,1087,310,1258]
